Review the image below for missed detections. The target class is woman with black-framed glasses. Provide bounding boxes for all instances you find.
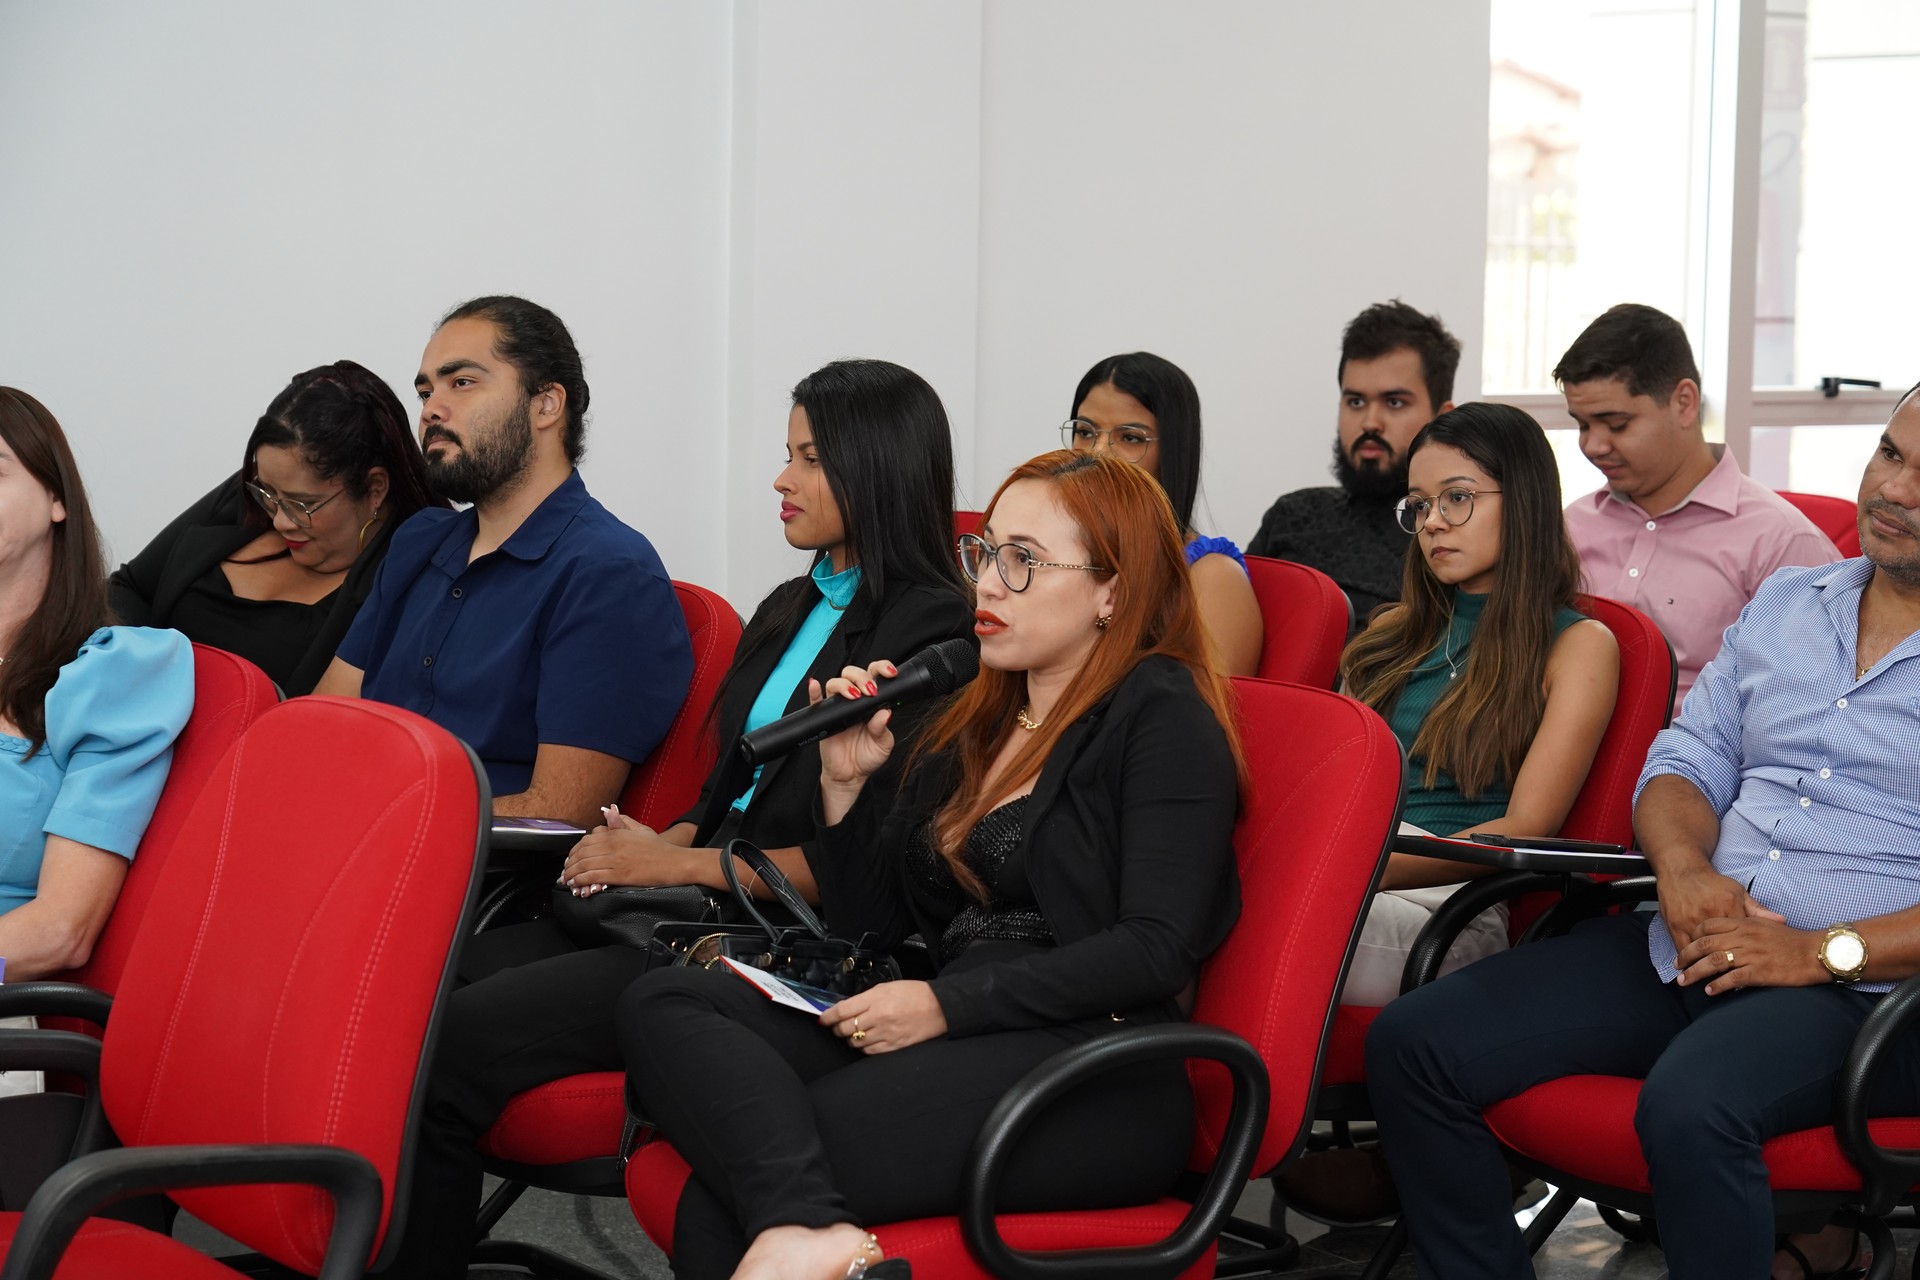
[1275,402,1620,1224]
[109,361,445,693]
[1064,352,1263,676]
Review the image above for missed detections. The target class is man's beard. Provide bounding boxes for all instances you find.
[1331,433,1409,503]
[424,397,535,505]
[1863,498,1920,587]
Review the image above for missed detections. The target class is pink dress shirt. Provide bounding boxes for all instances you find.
[1565,447,1841,706]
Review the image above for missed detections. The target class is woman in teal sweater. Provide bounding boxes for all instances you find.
[1339,402,1620,1007]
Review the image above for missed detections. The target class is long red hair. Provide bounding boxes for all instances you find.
[917,449,1244,895]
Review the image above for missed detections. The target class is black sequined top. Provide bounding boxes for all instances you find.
[904,795,1055,967]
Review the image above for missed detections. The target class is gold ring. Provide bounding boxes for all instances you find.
[852,1030,868,1043]
[1725,950,1736,967]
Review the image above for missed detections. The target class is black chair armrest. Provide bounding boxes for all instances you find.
[1401,871,1576,993]
[1835,971,1920,1216]
[0,1143,382,1280]
[958,1024,1266,1280]
[1522,876,1658,944]
[0,1029,110,1161]
[0,983,113,1026]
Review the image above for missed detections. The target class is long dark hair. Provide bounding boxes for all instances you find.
[717,359,967,706]
[1070,352,1203,534]
[0,389,112,750]
[239,361,444,533]
[917,451,1243,896]
[1339,402,1581,796]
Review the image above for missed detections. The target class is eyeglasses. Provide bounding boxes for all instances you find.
[245,480,345,530]
[1394,488,1502,534]
[1060,418,1156,464]
[957,533,1106,593]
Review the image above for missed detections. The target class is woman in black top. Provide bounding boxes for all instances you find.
[617,449,1244,1280]
[383,359,975,1280]
[108,361,441,693]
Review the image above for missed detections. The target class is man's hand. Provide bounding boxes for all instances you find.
[1657,861,1784,951]
[1674,917,1828,995]
[818,980,947,1054]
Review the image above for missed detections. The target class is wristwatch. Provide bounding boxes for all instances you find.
[1818,923,1869,983]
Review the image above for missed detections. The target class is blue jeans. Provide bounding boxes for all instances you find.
[1365,912,1920,1279]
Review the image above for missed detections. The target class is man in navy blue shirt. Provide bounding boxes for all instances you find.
[1366,384,1920,1280]
[317,296,691,827]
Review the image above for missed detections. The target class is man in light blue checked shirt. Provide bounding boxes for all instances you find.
[1364,386,1920,1280]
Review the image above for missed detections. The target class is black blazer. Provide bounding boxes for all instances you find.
[678,576,975,857]
[812,655,1242,1037]
[108,476,399,695]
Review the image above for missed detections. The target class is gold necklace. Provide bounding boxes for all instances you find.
[1016,706,1043,731]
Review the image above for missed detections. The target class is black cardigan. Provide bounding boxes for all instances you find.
[108,476,399,696]
[678,576,976,855]
[811,655,1242,1037]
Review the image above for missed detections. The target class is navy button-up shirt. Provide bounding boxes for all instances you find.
[1638,558,1920,991]
[338,470,691,797]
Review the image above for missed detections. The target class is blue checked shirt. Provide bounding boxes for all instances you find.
[1638,558,1920,992]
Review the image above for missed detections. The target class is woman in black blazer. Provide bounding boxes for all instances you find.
[109,361,442,694]
[383,360,974,1280]
[617,450,1244,1280]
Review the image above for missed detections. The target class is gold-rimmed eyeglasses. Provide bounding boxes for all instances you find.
[1060,418,1156,463]
[1395,488,1501,534]
[245,480,345,530]
[957,533,1106,593]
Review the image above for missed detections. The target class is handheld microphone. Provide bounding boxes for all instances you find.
[737,637,980,766]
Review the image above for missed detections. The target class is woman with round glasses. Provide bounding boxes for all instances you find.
[1275,402,1618,1222]
[109,361,442,694]
[1063,352,1263,676]
[377,360,975,1280]
[617,449,1242,1280]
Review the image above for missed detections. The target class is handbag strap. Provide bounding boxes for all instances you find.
[720,838,830,942]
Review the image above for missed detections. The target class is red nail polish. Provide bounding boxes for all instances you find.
[867,682,878,695]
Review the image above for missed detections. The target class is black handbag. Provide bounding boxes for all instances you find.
[645,839,900,999]
[548,880,722,951]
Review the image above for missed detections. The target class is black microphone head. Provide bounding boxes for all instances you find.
[906,637,980,694]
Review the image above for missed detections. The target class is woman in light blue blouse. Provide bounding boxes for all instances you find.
[0,388,193,982]
[1064,352,1263,675]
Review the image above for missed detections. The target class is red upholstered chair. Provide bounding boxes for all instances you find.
[1244,555,1352,688]
[0,644,278,1210]
[0,697,489,1279]
[465,581,742,1270]
[624,676,1405,1277]
[1315,595,1676,1105]
[1779,489,1862,557]
[954,509,984,540]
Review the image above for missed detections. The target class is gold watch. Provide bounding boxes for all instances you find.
[1818,923,1869,983]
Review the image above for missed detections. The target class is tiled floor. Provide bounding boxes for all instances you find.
[179,1177,1920,1277]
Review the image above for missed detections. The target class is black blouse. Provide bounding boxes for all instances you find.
[167,561,338,694]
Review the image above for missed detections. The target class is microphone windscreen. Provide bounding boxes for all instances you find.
[912,637,981,694]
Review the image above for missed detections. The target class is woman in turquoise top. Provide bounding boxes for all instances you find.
[380,360,975,1280]
[0,388,192,981]
[1337,403,1619,1008]
[1064,352,1264,676]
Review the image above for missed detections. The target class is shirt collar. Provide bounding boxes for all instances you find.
[811,557,862,609]
[428,469,591,572]
[1601,444,1743,518]
[1814,555,1878,632]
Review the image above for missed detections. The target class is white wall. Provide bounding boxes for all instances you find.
[1,0,1491,617]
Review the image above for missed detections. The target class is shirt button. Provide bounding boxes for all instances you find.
[423,655,434,668]
[452,587,464,599]
[1628,568,1641,578]
[1800,796,1812,807]
[1768,848,1781,860]
[1819,767,1832,779]
[1645,520,1657,531]
[1837,697,1848,709]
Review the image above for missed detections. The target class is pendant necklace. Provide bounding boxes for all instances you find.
[1442,624,1466,680]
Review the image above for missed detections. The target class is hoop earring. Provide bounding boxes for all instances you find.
[357,507,383,551]
[1094,614,1112,631]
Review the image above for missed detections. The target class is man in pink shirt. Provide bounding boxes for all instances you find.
[1558,304,1839,706]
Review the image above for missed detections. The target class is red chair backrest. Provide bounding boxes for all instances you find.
[617,581,744,830]
[62,643,278,998]
[1244,555,1352,689]
[1555,595,1676,848]
[953,509,983,541]
[1778,490,1861,557]
[97,698,487,1273]
[1189,677,1402,1174]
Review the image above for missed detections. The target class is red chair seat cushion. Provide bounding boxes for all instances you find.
[1485,1075,1920,1194]
[625,1141,1215,1278]
[0,1213,244,1278]
[1322,1006,1380,1087]
[478,1072,626,1166]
